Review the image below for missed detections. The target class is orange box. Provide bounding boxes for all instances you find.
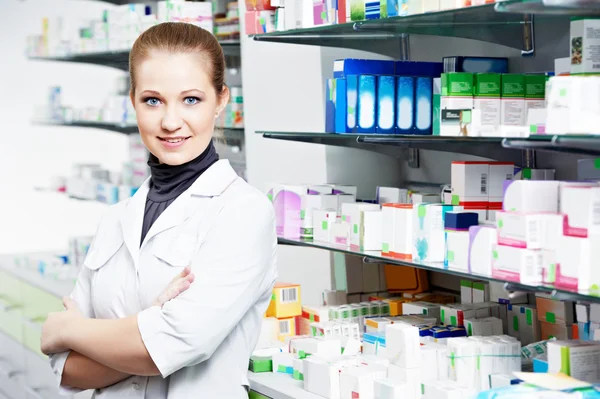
[385,265,429,294]
[535,296,575,325]
[267,283,302,319]
[540,321,572,340]
[277,317,298,342]
[386,298,409,316]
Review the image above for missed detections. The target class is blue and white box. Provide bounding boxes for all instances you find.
[414,76,433,135]
[358,75,377,133]
[346,75,359,133]
[396,76,414,134]
[325,78,336,133]
[335,78,348,133]
[377,75,396,134]
[365,0,381,19]
[334,58,395,78]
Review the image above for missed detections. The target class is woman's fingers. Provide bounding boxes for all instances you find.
[153,268,195,308]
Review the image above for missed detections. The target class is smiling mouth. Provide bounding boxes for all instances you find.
[158,137,191,143]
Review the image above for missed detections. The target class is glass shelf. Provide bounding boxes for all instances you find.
[278,236,600,304]
[33,119,138,134]
[503,134,600,155]
[496,0,600,16]
[28,40,240,71]
[258,131,527,162]
[252,1,561,51]
[35,119,244,137]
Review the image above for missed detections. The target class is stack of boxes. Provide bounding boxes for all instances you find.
[244,0,277,34]
[437,72,547,137]
[326,59,443,135]
[266,282,302,342]
[216,86,244,129]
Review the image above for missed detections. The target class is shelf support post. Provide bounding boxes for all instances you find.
[399,34,420,169]
[521,14,535,57]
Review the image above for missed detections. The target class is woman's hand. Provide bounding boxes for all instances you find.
[41,267,194,355]
[152,266,195,308]
[41,297,83,355]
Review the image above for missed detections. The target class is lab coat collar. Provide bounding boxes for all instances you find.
[120,160,238,263]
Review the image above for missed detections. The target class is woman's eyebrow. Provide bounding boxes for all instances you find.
[140,90,161,96]
[181,89,206,96]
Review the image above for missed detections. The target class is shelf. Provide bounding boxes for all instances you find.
[502,134,600,155]
[33,119,138,134]
[277,236,600,304]
[496,0,600,16]
[248,372,322,399]
[252,1,556,52]
[259,131,526,162]
[0,255,75,299]
[29,40,240,71]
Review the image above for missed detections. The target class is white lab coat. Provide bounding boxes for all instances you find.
[49,160,278,398]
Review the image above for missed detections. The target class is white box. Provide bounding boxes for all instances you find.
[340,365,387,399]
[591,303,600,323]
[502,180,559,213]
[410,193,440,204]
[309,185,334,194]
[331,222,351,246]
[556,234,600,293]
[402,302,441,324]
[451,161,489,202]
[361,210,382,251]
[273,352,294,374]
[468,225,498,276]
[445,230,470,271]
[393,204,414,259]
[472,282,490,303]
[413,204,462,262]
[461,280,472,304]
[341,203,381,248]
[577,303,591,324]
[313,209,338,243]
[387,365,421,399]
[548,341,600,383]
[488,163,514,204]
[377,187,408,204]
[501,99,526,126]
[301,195,339,239]
[496,212,563,249]
[570,18,600,75]
[303,357,357,398]
[374,379,410,399]
[386,324,421,368]
[331,185,358,196]
[382,204,395,255]
[561,187,600,238]
[492,244,543,284]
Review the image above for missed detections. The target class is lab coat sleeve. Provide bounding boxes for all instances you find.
[49,265,95,395]
[137,194,277,377]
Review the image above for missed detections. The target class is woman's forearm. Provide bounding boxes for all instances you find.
[64,315,160,376]
[62,351,130,390]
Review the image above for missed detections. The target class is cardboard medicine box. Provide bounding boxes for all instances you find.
[501,74,526,126]
[473,73,501,128]
[266,282,302,318]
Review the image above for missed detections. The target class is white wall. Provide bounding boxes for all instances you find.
[0,0,129,253]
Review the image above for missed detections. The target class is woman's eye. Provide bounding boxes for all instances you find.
[144,97,160,106]
[184,97,200,105]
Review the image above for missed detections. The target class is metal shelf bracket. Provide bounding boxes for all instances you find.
[521,14,535,56]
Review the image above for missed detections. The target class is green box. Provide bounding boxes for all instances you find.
[524,74,547,99]
[501,74,525,98]
[474,73,501,97]
[433,77,442,135]
[441,73,474,97]
[249,356,273,373]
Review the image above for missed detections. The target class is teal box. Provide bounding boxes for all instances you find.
[414,77,433,135]
[377,75,395,134]
[325,78,336,133]
[335,78,348,133]
[346,75,359,133]
[395,76,414,134]
[357,75,377,133]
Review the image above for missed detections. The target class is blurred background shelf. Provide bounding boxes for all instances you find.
[32,119,138,134]
[277,236,600,304]
[28,40,241,70]
[495,0,600,15]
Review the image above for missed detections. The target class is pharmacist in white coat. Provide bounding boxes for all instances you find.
[40,23,278,398]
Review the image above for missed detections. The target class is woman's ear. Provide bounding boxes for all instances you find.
[217,86,230,114]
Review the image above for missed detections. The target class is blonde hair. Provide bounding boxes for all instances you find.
[129,22,226,96]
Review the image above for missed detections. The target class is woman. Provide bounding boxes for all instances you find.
[41,22,278,398]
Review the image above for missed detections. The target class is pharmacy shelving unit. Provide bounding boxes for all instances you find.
[251,3,600,303]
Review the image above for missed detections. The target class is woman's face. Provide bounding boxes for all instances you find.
[131,51,228,165]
